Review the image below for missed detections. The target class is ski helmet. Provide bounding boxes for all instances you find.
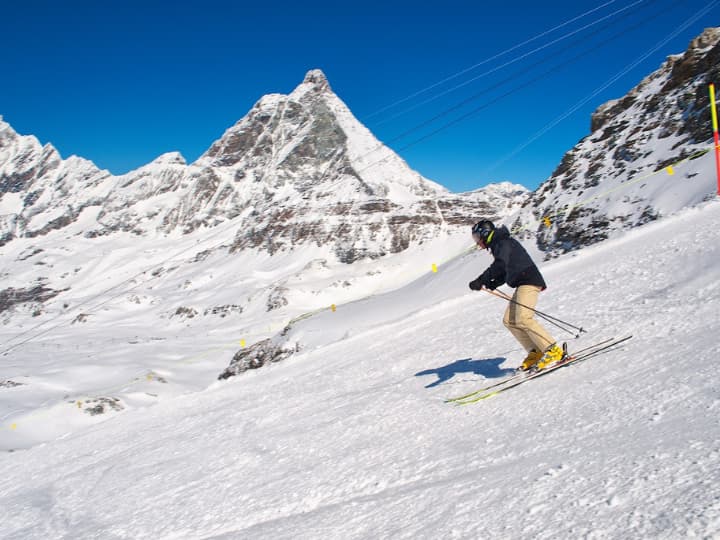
[471,220,495,245]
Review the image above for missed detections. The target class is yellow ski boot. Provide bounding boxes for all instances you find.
[535,343,565,371]
[519,349,542,371]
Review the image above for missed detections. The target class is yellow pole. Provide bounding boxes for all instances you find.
[709,84,720,195]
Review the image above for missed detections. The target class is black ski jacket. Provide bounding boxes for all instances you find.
[473,226,546,290]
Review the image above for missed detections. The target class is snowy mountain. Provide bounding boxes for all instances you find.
[514,27,720,256]
[0,70,528,368]
[0,70,526,261]
[0,121,113,246]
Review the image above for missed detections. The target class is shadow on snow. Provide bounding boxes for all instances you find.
[415,357,514,388]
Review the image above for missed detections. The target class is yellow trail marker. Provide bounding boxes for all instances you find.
[431,263,438,273]
[543,216,552,228]
[331,304,337,312]
[710,84,720,195]
[77,401,82,408]
[240,339,246,348]
[10,423,17,430]
[666,166,675,175]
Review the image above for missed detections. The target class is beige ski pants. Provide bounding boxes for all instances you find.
[502,285,556,353]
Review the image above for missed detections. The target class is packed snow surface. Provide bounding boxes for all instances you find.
[1,199,720,538]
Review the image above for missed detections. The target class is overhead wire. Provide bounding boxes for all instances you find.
[364,0,623,121]
[372,0,647,127]
[355,0,689,175]
[279,5,643,203]
[383,0,660,147]
[348,0,667,175]
[483,0,720,176]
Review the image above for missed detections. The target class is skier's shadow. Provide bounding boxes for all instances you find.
[416,357,514,388]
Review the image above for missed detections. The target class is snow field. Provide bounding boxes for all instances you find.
[0,199,719,538]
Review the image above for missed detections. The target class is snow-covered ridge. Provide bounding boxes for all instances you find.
[513,26,720,257]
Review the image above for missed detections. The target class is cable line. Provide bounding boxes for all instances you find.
[383,0,656,148]
[351,0,666,175]
[364,0,623,120]
[357,0,686,175]
[484,0,720,175]
[373,0,647,127]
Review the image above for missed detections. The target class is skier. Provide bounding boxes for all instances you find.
[468,220,564,371]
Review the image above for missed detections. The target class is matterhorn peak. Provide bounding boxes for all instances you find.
[286,69,333,102]
[302,69,330,91]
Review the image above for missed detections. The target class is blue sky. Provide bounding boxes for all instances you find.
[2,0,718,192]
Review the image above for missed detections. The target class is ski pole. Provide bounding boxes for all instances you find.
[489,288,585,335]
[497,293,582,337]
[484,288,586,337]
[488,288,583,332]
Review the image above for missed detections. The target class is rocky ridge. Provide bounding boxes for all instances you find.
[513,27,720,256]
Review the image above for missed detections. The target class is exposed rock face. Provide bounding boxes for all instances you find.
[0,285,63,313]
[189,70,524,262]
[218,338,296,379]
[514,27,720,257]
[0,120,111,246]
[75,397,124,416]
[0,69,526,262]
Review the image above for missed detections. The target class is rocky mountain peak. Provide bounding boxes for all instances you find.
[591,28,720,134]
[0,116,22,148]
[197,69,338,168]
[299,68,331,93]
[689,27,720,51]
[150,152,187,167]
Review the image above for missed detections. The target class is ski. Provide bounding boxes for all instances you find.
[451,335,633,405]
[444,337,617,404]
[444,372,525,403]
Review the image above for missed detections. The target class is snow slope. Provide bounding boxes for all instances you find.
[1,194,719,538]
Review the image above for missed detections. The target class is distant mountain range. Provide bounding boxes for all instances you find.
[0,68,525,337]
[0,70,526,262]
[1,27,719,336]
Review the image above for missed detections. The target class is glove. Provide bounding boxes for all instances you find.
[469,278,483,291]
